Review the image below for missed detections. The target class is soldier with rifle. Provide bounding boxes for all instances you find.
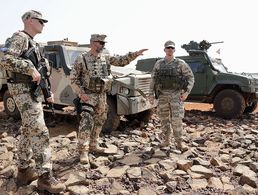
[0,10,65,193]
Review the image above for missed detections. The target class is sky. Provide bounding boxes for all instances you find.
[0,0,257,73]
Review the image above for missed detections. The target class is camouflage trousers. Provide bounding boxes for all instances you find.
[9,83,52,174]
[78,93,108,151]
[157,90,184,142]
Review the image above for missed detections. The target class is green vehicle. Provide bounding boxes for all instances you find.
[136,40,258,119]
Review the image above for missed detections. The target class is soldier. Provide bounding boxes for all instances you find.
[70,34,147,165]
[149,40,194,152]
[0,10,65,193]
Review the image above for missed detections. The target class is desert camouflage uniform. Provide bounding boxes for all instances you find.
[70,50,139,151]
[150,58,194,144]
[0,31,52,174]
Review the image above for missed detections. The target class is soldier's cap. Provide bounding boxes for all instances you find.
[164,40,175,48]
[90,34,107,43]
[22,10,48,23]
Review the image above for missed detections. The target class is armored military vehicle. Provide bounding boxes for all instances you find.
[1,40,156,132]
[136,40,258,119]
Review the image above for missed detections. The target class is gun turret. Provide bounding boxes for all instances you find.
[181,40,224,53]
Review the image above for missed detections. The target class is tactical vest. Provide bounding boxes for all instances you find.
[82,53,112,93]
[154,59,187,90]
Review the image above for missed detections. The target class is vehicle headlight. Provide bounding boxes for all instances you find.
[119,87,130,95]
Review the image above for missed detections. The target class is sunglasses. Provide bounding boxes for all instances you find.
[97,41,105,45]
[165,47,175,49]
[32,17,44,25]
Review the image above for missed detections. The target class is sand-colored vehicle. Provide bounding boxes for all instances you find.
[1,40,156,132]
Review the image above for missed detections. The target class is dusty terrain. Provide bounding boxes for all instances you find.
[0,102,257,195]
[184,102,258,113]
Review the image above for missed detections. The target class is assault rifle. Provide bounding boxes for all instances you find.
[31,58,52,101]
[22,47,54,112]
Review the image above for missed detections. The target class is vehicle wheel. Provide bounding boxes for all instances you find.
[3,90,20,119]
[102,96,120,134]
[214,89,245,119]
[244,101,258,113]
[125,109,153,124]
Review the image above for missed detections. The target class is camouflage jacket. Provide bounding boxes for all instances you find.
[150,57,194,95]
[70,50,138,96]
[0,31,39,76]
[0,31,43,95]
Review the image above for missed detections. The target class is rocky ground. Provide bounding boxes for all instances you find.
[0,103,257,195]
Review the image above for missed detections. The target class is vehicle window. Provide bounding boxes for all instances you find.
[211,59,228,73]
[45,52,61,69]
[187,61,205,73]
[67,50,84,68]
[46,53,58,68]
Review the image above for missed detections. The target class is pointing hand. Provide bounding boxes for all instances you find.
[136,49,148,56]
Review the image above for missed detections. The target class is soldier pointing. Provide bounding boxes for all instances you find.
[70,34,147,166]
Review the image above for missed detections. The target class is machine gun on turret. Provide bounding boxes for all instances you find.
[181,40,224,53]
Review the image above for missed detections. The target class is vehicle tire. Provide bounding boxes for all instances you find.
[125,109,153,124]
[214,89,245,119]
[3,90,20,119]
[244,101,258,113]
[102,96,120,134]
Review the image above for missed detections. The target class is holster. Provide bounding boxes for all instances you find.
[73,97,95,115]
[73,97,82,114]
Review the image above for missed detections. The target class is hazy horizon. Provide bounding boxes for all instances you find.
[0,0,257,73]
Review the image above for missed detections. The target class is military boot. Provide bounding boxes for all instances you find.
[37,172,66,193]
[17,167,38,185]
[89,144,105,154]
[176,140,188,152]
[78,145,90,166]
[80,151,90,165]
